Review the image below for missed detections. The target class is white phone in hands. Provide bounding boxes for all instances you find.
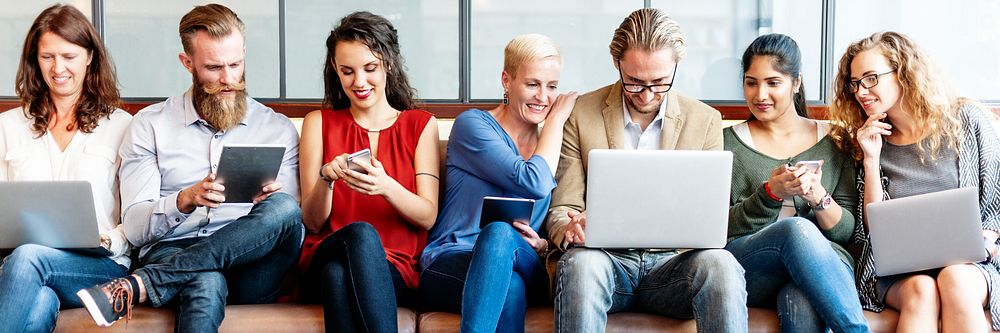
[347,148,372,174]
[794,160,823,174]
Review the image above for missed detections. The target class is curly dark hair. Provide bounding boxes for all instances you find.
[323,11,418,111]
[15,4,120,137]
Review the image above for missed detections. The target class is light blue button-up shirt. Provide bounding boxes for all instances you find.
[119,89,300,257]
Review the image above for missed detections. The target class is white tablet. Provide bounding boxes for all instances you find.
[215,144,286,203]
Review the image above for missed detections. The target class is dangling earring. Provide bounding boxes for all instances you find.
[503,92,509,105]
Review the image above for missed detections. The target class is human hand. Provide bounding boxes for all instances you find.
[320,154,351,184]
[341,157,398,196]
[512,221,548,255]
[563,210,587,245]
[857,113,891,159]
[766,164,812,198]
[546,92,579,125]
[252,182,283,204]
[178,173,226,213]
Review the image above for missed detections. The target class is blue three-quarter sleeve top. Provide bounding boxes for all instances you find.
[421,109,556,270]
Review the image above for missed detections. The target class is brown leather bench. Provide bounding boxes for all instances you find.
[47,134,935,332]
[54,304,904,332]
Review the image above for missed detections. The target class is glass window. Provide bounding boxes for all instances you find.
[834,0,1000,101]
[0,1,92,98]
[284,0,459,100]
[470,0,643,100]
[651,0,823,101]
[103,0,280,98]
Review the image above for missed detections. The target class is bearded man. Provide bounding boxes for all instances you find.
[77,4,303,332]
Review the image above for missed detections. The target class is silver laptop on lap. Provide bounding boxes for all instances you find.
[866,187,985,277]
[584,149,732,249]
[0,181,111,256]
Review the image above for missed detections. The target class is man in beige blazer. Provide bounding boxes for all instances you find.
[545,8,746,333]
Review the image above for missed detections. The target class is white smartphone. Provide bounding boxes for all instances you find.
[794,160,823,173]
[347,148,372,174]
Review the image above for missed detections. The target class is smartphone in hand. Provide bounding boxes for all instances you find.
[794,160,823,174]
[347,148,372,174]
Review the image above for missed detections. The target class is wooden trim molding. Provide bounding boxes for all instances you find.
[0,99,994,121]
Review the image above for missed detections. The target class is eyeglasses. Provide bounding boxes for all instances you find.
[618,61,677,94]
[846,70,895,93]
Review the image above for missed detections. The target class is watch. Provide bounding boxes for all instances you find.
[809,191,833,211]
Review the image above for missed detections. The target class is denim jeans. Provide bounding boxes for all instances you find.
[0,244,128,333]
[301,222,416,333]
[135,193,303,333]
[419,222,548,333]
[553,247,747,333]
[725,217,870,333]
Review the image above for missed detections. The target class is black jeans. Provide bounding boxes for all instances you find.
[301,222,415,333]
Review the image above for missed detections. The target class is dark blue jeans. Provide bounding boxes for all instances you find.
[301,222,415,333]
[0,244,128,333]
[135,193,303,333]
[420,222,548,333]
[725,217,869,333]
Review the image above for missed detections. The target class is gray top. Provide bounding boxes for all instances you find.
[880,140,959,198]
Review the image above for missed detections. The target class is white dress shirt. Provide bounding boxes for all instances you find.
[0,107,133,267]
[621,98,667,150]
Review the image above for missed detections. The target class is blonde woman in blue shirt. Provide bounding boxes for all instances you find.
[420,34,577,332]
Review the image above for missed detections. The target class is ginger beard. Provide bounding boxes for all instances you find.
[192,76,247,131]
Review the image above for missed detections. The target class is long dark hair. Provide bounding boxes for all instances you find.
[322,11,417,111]
[15,4,120,137]
[741,33,807,119]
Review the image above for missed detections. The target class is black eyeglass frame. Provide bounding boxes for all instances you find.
[618,61,678,94]
[846,70,896,93]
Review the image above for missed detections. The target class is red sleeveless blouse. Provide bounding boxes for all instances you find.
[298,108,432,288]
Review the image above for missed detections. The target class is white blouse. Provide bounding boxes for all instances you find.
[0,107,132,267]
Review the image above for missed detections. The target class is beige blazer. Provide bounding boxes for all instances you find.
[544,82,723,250]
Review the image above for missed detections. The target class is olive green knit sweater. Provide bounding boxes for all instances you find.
[724,126,858,264]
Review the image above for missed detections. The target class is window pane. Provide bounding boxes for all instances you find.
[0,1,91,98]
[834,0,1000,101]
[651,0,823,101]
[104,1,279,98]
[470,0,644,100]
[284,0,459,100]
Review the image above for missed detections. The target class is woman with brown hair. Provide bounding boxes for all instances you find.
[297,11,439,332]
[0,4,131,332]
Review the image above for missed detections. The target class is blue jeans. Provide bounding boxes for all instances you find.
[0,244,128,333]
[553,247,747,333]
[725,217,870,333]
[135,193,303,333]
[419,222,548,333]
[301,222,415,333]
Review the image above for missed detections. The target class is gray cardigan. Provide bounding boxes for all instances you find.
[851,104,1000,329]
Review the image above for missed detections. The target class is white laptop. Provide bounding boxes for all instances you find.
[0,181,111,256]
[867,187,985,277]
[583,149,732,249]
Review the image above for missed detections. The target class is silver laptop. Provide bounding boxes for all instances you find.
[584,149,732,249]
[867,187,985,277]
[0,181,110,256]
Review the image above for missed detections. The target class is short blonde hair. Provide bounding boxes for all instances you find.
[609,8,686,62]
[503,34,562,78]
[179,3,245,55]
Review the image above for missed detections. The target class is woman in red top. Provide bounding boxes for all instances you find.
[297,11,440,333]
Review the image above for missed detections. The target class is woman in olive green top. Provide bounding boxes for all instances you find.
[724,34,870,333]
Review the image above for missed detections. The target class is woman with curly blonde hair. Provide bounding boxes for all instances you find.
[829,31,1000,332]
